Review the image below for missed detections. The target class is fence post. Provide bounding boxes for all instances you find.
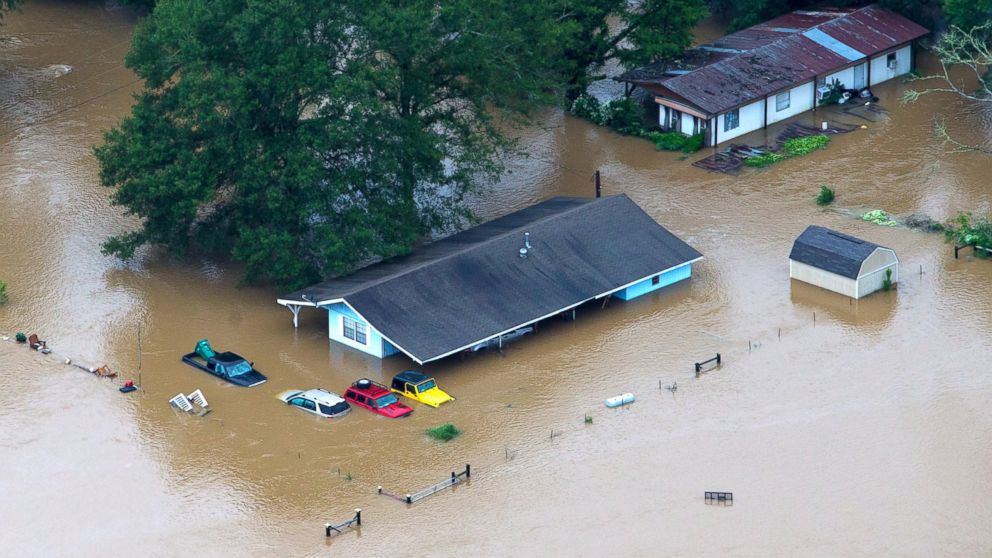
[465,464,471,478]
[405,494,412,504]
[716,353,721,365]
[355,509,362,526]
[325,524,332,537]
[595,170,601,198]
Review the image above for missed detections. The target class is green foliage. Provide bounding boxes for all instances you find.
[942,0,992,30]
[0,0,21,20]
[15,332,26,343]
[783,134,830,157]
[601,98,645,136]
[426,423,461,442]
[571,95,606,125]
[681,133,705,153]
[882,268,893,291]
[96,0,555,288]
[815,185,835,206]
[651,131,687,151]
[584,414,593,424]
[555,0,708,100]
[0,280,7,305]
[744,152,784,167]
[862,210,898,227]
[944,213,992,250]
[818,79,845,105]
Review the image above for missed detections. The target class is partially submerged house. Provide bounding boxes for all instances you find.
[278,195,703,364]
[619,5,928,146]
[789,225,898,299]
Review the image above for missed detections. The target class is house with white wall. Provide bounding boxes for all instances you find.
[619,5,927,146]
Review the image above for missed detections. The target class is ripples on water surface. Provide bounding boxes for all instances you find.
[0,3,991,557]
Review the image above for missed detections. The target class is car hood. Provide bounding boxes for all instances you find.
[419,388,454,406]
[382,404,413,418]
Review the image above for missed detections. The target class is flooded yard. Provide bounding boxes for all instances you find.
[1,3,991,556]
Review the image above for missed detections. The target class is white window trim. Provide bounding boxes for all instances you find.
[342,315,368,345]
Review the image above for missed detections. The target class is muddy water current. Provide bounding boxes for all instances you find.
[1,3,991,557]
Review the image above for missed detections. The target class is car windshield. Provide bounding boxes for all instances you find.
[374,394,398,408]
[225,361,253,377]
[417,380,437,392]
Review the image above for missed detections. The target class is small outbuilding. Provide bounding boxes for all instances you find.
[789,225,898,299]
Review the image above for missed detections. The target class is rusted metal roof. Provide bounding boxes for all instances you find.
[620,5,928,115]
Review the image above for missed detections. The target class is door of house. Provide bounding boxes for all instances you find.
[669,109,682,133]
[853,63,866,90]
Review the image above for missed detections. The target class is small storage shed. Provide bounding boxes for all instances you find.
[789,225,898,299]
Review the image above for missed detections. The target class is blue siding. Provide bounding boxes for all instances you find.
[612,263,692,301]
[324,302,391,358]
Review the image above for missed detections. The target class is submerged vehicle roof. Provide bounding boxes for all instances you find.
[211,351,248,364]
[297,389,346,405]
[395,370,430,383]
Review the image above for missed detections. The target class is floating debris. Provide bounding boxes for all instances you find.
[862,209,898,227]
[605,393,635,408]
[169,389,211,416]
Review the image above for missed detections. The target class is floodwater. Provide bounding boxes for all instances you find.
[2,3,991,557]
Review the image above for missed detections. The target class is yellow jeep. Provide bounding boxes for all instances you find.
[390,370,454,408]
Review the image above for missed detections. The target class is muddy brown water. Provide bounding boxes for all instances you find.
[2,3,991,557]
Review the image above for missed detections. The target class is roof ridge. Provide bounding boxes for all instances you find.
[322,195,613,302]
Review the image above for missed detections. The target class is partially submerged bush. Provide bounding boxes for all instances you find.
[426,423,461,442]
[601,98,645,136]
[571,95,605,125]
[681,133,705,153]
[904,214,944,233]
[0,280,7,305]
[818,79,845,105]
[882,268,893,291]
[651,131,688,151]
[783,134,830,157]
[744,152,784,167]
[944,213,992,251]
[815,185,835,206]
[862,209,898,227]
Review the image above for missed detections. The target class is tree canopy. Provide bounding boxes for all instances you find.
[97,0,558,288]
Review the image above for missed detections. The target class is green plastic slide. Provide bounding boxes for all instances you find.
[195,339,216,360]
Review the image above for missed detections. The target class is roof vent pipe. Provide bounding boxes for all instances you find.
[525,232,531,250]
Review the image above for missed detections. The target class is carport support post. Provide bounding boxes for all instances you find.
[288,304,302,328]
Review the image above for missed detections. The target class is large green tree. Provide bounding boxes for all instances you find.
[97,0,556,287]
[554,0,708,100]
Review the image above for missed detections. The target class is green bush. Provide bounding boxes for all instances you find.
[570,95,605,125]
[601,98,645,136]
[744,152,784,167]
[882,268,893,291]
[862,209,898,227]
[944,213,992,251]
[815,185,835,206]
[0,280,7,305]
[652,131,688,151]
[783,134,830,157]
[819,79,845,105]
[681,133,705,153]
[426,423,461,442]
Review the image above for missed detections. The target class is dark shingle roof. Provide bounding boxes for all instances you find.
[281,195,703,363]
[789,225,888,279]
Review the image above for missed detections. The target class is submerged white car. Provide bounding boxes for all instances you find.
[278,389,351,419]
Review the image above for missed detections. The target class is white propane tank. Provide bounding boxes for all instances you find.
[604,393,635,408]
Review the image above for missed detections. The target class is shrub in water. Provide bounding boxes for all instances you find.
[16,332,26,343]
[882,268,893,291]
[944,213,992,253]
[0,280,7,305]
[815,185,835,206]
[601,98,645,136]
[744,152,784,167]
[426,423,461,442]
[570,94,605,125]
[652,132,688,151]
[783,134,830,157]
[862,209,898,227]
[681,133,705,153]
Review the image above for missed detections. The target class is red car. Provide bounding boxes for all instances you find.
[344,379,413,418]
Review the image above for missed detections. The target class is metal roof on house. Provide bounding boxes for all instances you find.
[789,225,889,279]
[280,195,703,363]
[620,5,928,115]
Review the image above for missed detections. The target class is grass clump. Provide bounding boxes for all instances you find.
[783,134,830,157]
[744,152,784,167]
[944,213,992,254]
[426,423,461,442]
[0,280,7,305]
[815,185,835,206]
[862,209,898,227]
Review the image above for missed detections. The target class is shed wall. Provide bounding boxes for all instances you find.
[856,248,899,298]
[790,259,858,298]
[766,81,815,124]
[716,99,764,144]
[870,44,911,85]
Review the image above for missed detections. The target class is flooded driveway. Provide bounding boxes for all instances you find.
[1,3,991,556]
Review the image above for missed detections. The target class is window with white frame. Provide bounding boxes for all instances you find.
[775,91,790,112]
[342,316,367,344]
[724,109,739,132]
